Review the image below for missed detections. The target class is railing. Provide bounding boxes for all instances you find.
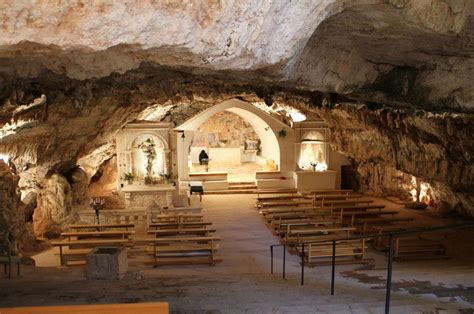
[269,222,474,314]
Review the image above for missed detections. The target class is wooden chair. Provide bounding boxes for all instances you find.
[0,232,21,278]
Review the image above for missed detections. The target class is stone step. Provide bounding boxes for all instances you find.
[228,181,255,185]
[227,185,257,190]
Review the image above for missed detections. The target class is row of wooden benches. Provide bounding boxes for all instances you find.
[257,190,374,265]
[51,213,222,267]
[256,189,448,264]
[147,213,221,266]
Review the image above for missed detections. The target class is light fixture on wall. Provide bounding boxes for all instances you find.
[181,132,185,139]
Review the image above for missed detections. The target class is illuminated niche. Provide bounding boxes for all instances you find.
[131,134,165,179]
[298,131,328,171]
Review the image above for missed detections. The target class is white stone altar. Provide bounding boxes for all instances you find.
[209,147,241,165]
[116,122,176,210]
[121,184,174,210]
[295,170,337,190]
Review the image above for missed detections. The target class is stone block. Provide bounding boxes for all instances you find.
[86,246,128,280]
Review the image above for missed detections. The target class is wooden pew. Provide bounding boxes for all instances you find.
[378,234,447,261]
[271,217,341,231]
[261,206,318,216]
[52,239,131,266]
[303,189,354,196]
[259,199,314,209]
[314,198,374,207]
[152,214,204,223]
[256,195,313,208]
[256,189,299,197]
[148,236,221,266]
[277,220,341,236]
[266,210,338,222]
[256,195,313,202]
[341,209,400,226]
[148,221,213,230]
[313,194,363,201]
[69,223,135,231]
[284,226,356,245]
[265,203,371,216]
[147,228,216,237]
[354,217,414,235]
[61,230,135,240]
[296,239,370,265]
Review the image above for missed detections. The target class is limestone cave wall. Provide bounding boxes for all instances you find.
[310,103,473,216]
[0,1,473,245]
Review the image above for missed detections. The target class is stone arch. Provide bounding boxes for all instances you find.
[125,131,169,151]
[176,98,294,180]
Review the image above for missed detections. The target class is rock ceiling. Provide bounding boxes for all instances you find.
[0,1,472,218]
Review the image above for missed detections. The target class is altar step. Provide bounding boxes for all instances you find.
[206,182,258,195]
[228,182,257,189]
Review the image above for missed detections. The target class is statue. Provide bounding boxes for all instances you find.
[137,138,157,180]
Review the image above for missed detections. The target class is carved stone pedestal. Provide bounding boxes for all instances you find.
[122,184,174,210]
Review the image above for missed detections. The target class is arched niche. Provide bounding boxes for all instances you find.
[298,130,328,171]
[127,133,168,179]
[176,99,292,181]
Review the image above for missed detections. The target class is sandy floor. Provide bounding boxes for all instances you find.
[1,195,473,313]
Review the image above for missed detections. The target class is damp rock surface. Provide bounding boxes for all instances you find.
[0,0,472,234]
[0,1,472,110]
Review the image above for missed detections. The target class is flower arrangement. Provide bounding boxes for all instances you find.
[122,172,134,184]
[159,173,172,181]
[278,129,287,138]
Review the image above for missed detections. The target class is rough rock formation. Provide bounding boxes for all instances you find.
[0,0,472,234]
[311,104,473,216]
[0,1,472,109]
[33,173,75,238]
[0,160,30,252]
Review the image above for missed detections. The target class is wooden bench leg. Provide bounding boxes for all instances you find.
[211,240,215,266]
[394,237,400,258]
[59,246,64,266]
[361,238,366,258]
[153,243,157,268]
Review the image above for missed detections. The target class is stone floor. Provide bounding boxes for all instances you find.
[1,195,473,313]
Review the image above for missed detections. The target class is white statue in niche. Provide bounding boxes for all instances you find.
[137,138,157,179]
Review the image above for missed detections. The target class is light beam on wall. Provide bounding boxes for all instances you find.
[0,154,10,163]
